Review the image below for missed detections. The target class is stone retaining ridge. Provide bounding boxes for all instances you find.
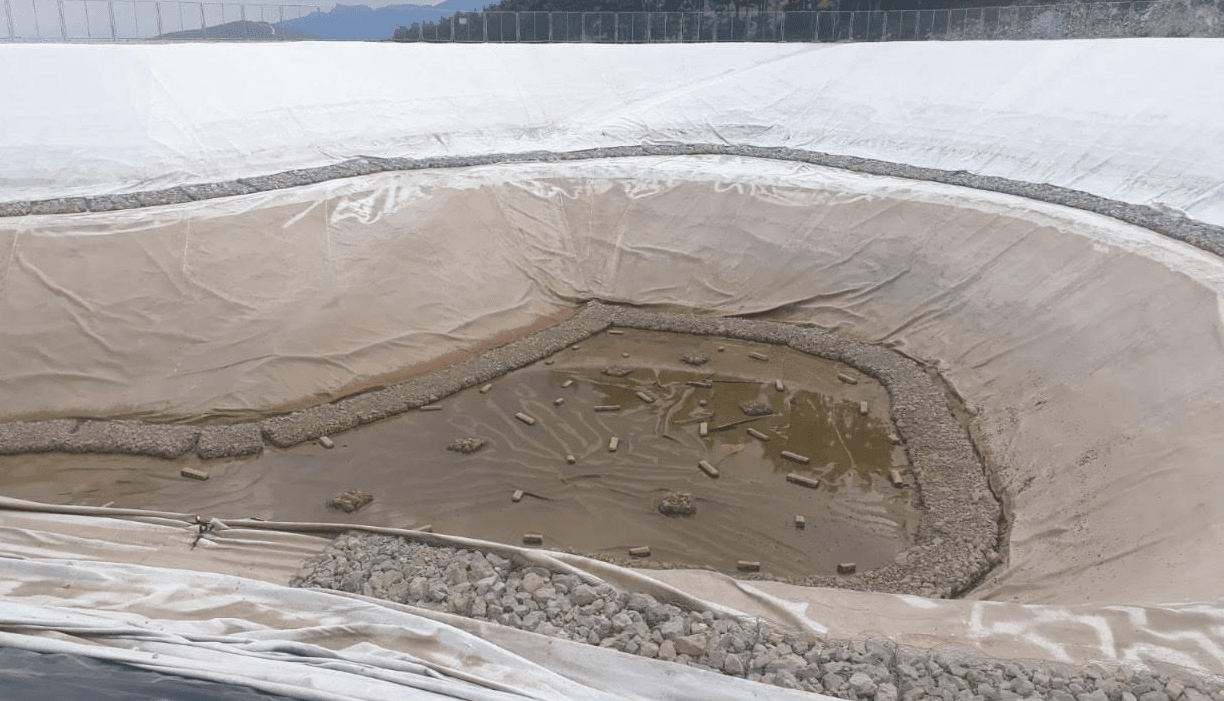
[0,144,1221,259]
[295,532,1224,701]
[0,301,1004,599]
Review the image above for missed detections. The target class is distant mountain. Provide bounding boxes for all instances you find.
[278,0,492,40]
[160,19,319,39]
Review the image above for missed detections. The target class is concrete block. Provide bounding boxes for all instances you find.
[688,380,713,389]
[554,398,565,406]
[859,401,869,416]
[737,561,760,572]
[786,472,820,489]
[746,428,770,442]
[607,330,624,335]
[794,515,806,529]
[512,489,525,502]
[318,436,335,449]
[838,373,859,385]
[775,379,785,391]
[515,412,537,426]
[837,562,857,574]
[562,379,575,388]
[544,359,554,365]
[889,432,901,444]
[748,351,769,362]
[180,467,210,481]
[629,546,651,558]
[717,346,725,352]
[635,391,656,404]
[889,469,906,488]
[622,352,630,358]
[480,384,493,394]
[781,450,811,465]
[698,460,719,478]
[565,454,577,464]
[594,405,621,412]
[523,533,544,545]
[699,422,709,438]
[608,436,620,452]
[571,345,581,351]
[420,404,443,411]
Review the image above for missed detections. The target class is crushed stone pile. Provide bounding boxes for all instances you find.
[292,532,1224,701]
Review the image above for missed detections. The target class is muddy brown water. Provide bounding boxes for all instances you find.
[0,329,919,578]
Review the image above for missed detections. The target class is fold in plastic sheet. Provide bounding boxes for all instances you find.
[2,40,1222,226]
[2,504,1222,679]
[0,541,829,700]
[1,565,812,701]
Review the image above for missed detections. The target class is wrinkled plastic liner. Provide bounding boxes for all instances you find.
[2,145,1221,258]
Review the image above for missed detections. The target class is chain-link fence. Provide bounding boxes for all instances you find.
[399,2,1220,42]
[0,0,318,40]
[3,0,1220,42]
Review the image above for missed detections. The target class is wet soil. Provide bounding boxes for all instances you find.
[0,329,918,578]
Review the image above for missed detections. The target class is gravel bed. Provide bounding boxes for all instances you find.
[294,531,1224,701]
[2,145,1221,259]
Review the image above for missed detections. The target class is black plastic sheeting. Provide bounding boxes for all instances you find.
[0,647,292,701]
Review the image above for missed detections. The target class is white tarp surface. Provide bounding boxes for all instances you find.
[3,503,1223,687]
[3,39,1224,696]
[1,40,1223,225]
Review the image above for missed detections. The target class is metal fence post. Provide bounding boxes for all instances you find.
[482,11,486,41]
[155,1,161,36]
[241,4,246,38]
[779,10,784,41]
[200,2,206,34]
[613,11,617,42]
[108,0,116,37]
[56,0,66,39]
[3,0,14,39]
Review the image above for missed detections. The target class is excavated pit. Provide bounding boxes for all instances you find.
[0,326,927,580]
[0,306,998,595]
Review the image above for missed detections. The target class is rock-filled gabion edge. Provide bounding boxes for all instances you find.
[0,301,999,599]
[600,306,1000,598]
[293,531,1224,701]
[2,144,1221,259]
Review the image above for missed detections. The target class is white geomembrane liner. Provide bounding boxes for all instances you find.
[2,40,1224,698]
[0,40,1223,225]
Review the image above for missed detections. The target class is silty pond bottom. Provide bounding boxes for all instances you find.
[0,329,919,578]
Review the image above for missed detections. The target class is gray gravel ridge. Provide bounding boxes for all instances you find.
[294,531,1224,701]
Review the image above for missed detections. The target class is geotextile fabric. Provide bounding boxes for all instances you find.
[2,37,1224,699]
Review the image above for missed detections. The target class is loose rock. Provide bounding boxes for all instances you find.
[447,436,487,454]
[657,491,697,516]
[739,400,772,417]
[327,490,373,513]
